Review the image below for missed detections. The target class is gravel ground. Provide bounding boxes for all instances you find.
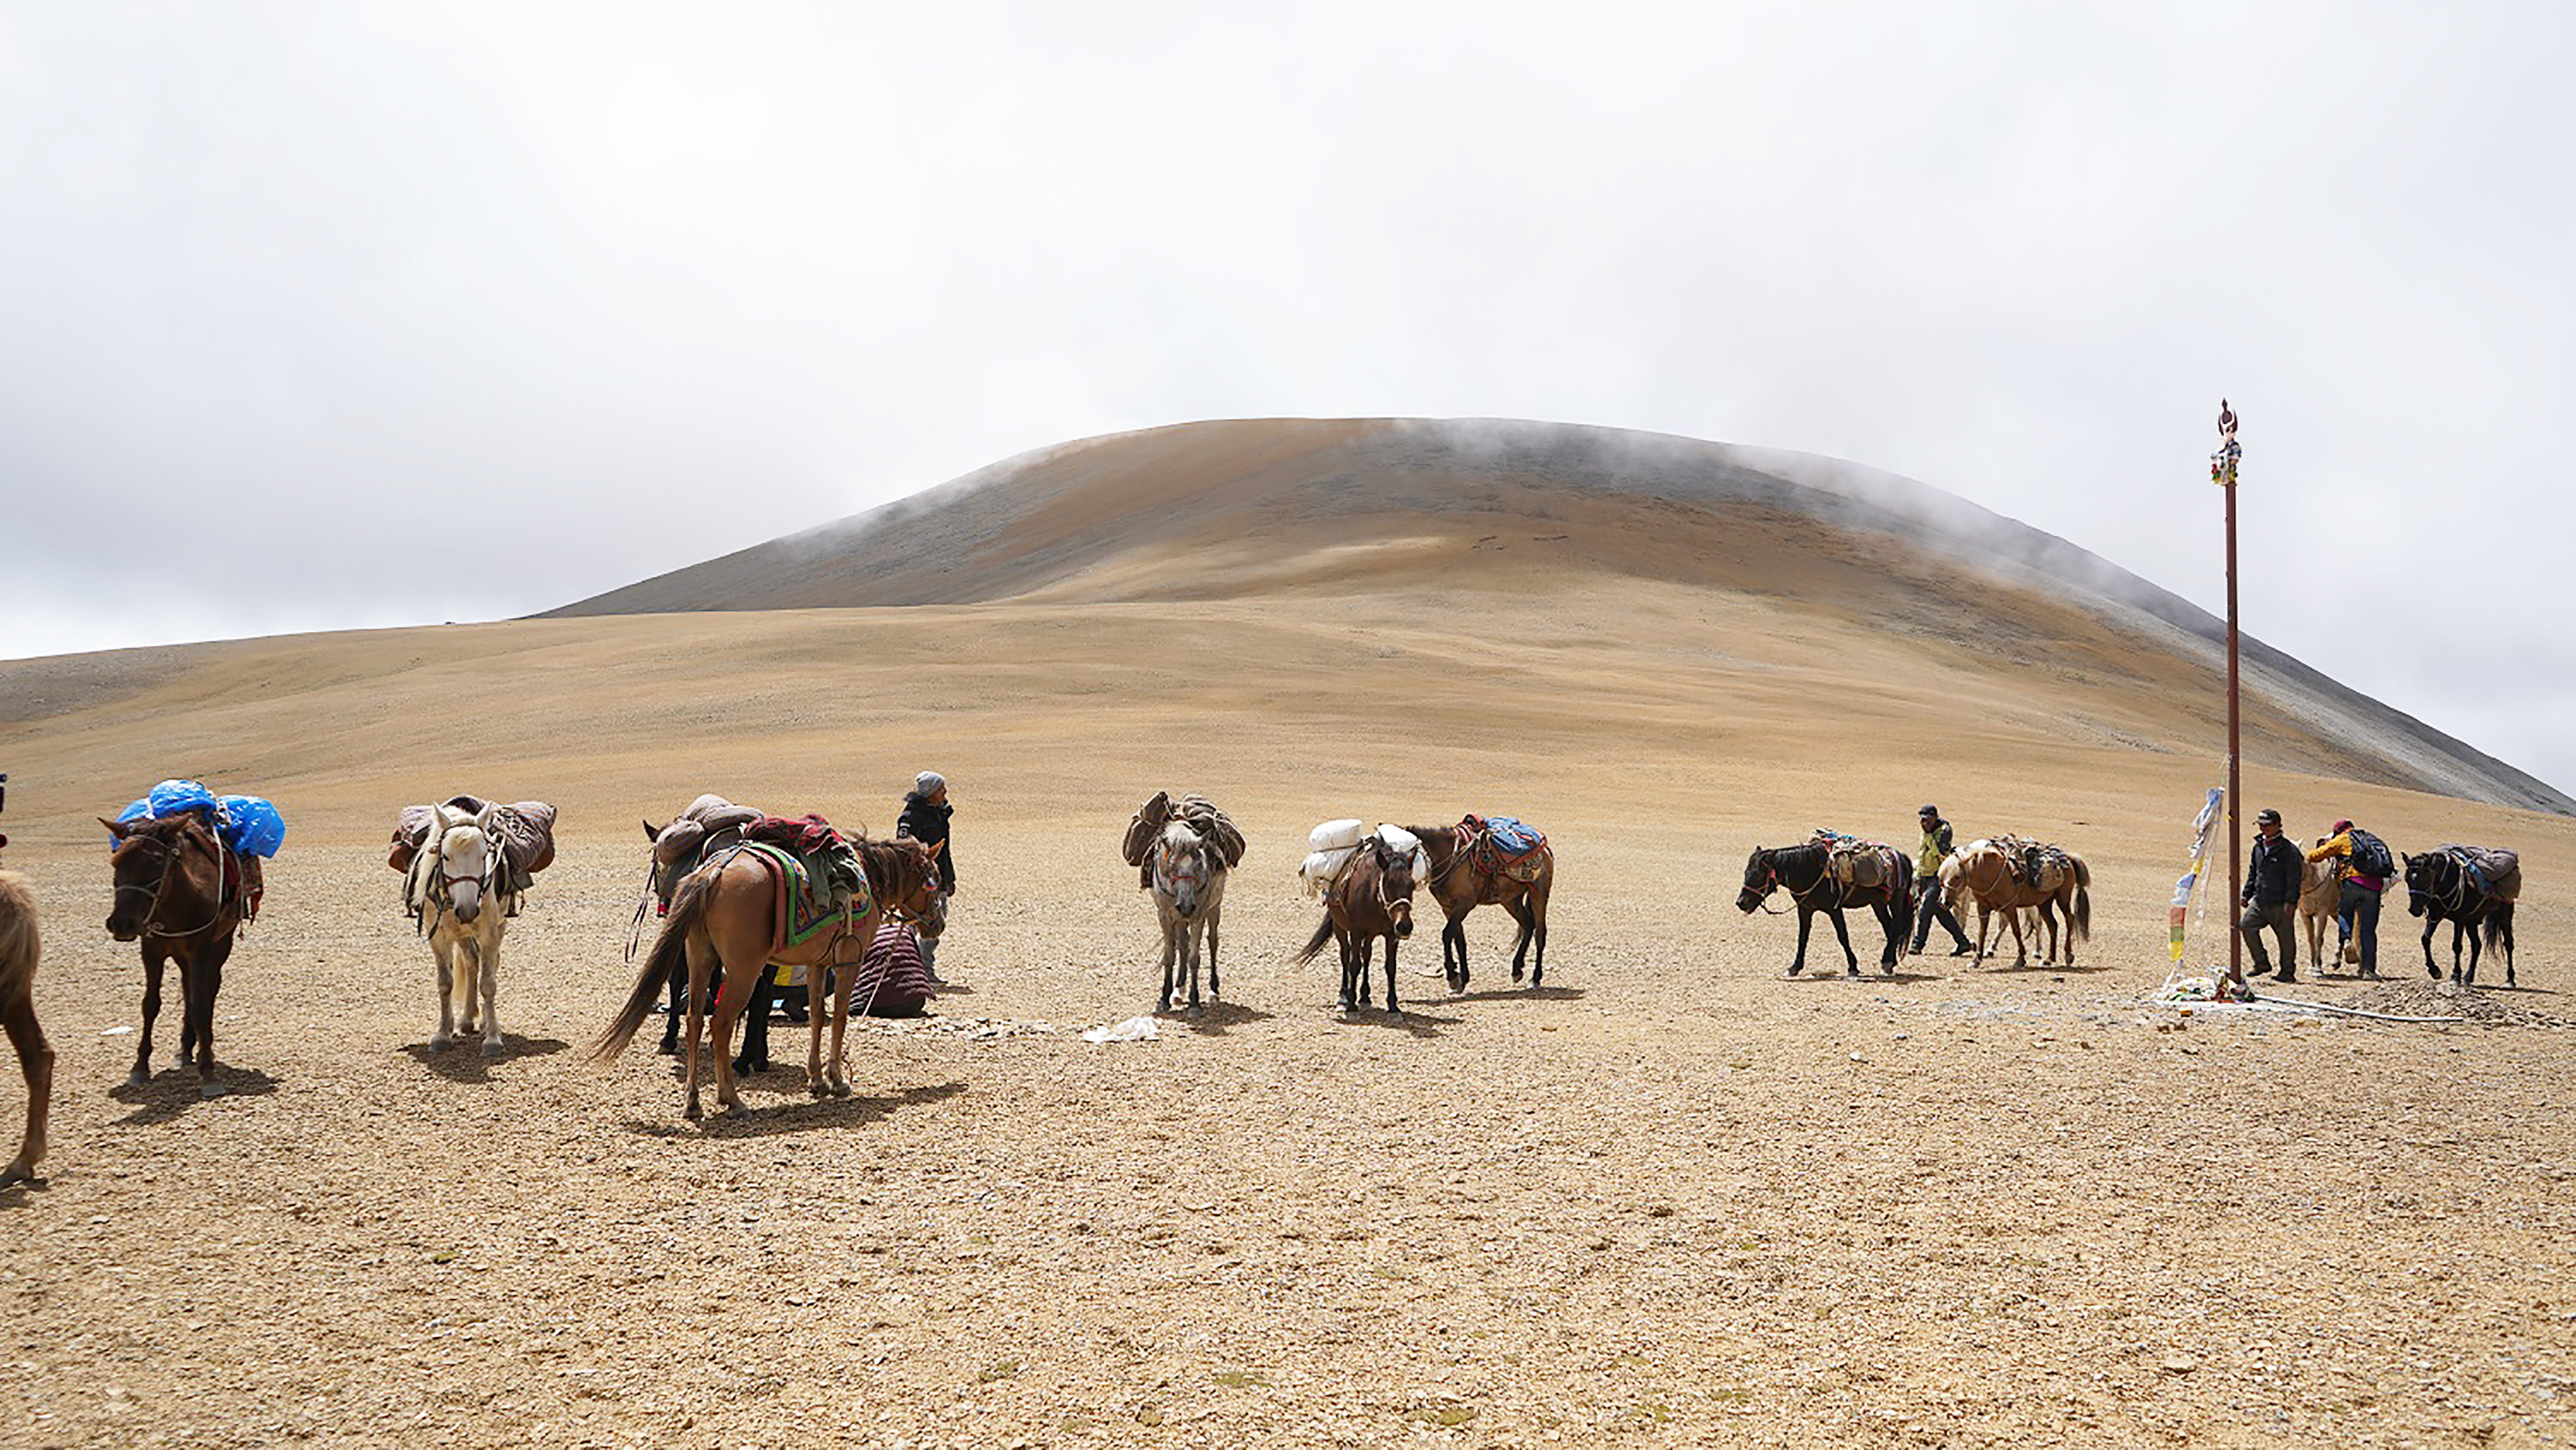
[1,822,2569,1449]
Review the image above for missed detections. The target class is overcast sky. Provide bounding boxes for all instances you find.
[4,4,2571,794]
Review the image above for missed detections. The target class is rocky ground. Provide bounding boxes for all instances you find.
[1,822,2568,1449]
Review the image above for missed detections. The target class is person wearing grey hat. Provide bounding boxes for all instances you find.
[897,772,956,982]
[2238,807,2302,981]
[1908,804,1974,957]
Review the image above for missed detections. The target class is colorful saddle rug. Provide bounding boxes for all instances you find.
[1463,814,1548,882]
[731,841,874,953]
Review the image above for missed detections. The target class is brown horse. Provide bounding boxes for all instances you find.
[0,862,52,1185]
[590,835,941,1119]
[1941,839,2092,967]
[102,812,253,1096]
[1295,837,1419,1016]
[1400,824,1552,991]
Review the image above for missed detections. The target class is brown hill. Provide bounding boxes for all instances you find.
[546,417,2570,814]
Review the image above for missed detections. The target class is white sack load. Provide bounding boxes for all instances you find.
[1302,847,1358,897]
[1309,818,1367,852]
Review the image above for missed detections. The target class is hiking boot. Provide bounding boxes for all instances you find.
[1948,943,1974,957]
[2275,967,2298,984]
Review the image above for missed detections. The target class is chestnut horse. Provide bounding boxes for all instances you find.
[590,835,941,1119]
[102,812,252,1097]
[1940,840,2092,967]
[0,862,51,1184]
[1737,842,1911,977]
[1400,824,1552,991]
[1295,837,1419,1016]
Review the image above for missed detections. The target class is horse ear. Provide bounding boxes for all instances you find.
[100,816,130,840]
[643,819,663,842]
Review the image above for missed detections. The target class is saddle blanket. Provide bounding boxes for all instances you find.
[1810,829,1903,891]
[1463,814,1548,882]
[733,841,872,950]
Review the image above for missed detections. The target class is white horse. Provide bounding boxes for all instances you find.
[407,800,515,1054]
[1148,820,1228,1015]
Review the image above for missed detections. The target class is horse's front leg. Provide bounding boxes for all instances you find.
[131,948,166,1086]
[1787,908,1813,976]
[827,963,853,1096]
[1381,934,1402,1018]
[1182,919,1205,1015]
[0,981,51,1187]
[2460,918,2482,987]
[1444,913,1470,992]
[1873,901,1901,973]
[1206,902,1222,1001]
[1156,915,1179,1014]
[2421,914,2442,978]
[475,924,504,1056]
[430,934,458,1050]
[1338,933,1361,1012]
[733,964,775,1076]
[1508,894,1536,983]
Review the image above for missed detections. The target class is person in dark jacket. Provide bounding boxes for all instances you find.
[2239,807,2303,982]
[1908,804,1975,956]
[897,771,955,981]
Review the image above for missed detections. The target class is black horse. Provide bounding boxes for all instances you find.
[2404,849,2519,987]
[1737,842,1912,978]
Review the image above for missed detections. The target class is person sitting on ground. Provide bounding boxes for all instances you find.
[845,920,933,1018]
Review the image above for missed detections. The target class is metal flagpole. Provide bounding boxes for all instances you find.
[2213,399,2243,993]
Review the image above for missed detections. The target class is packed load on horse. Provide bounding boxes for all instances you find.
[1302,821,1425,897]
[1123,790,1245,888]
[1939,837,2092,968]
[109,779,283,924]
[389,795,557,909]
[1805,828,1909,894]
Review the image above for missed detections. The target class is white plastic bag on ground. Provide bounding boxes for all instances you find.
[1083,1016,1159,1043]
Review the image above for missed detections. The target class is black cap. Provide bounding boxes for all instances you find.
[2255,807,2281,824]
[1918,804,1938,817]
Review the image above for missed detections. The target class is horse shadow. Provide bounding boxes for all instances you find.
[401,1035,570,1084]
[1454,984,1588,1003]
[1337,1007,1462,1038]
[107,1065,283,1127]
[0,1177,51,1210]
[1167,1001,1274,1036]
[1783,969,1940,986]
[628,1079,968,1139]
[1970,960,2114,976]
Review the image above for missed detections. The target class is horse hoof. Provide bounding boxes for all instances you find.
[126,1069,150,1089]
[480,1039,504,1059]
[198,1082,227,1100]
[830,1081,852,1098]
[1845,968,1863,979]
[1511,968,1525,983]
[431,1035,453,1051]
[683,1102,703,1121]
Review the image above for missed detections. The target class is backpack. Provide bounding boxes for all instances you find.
[2347,827,2394,883]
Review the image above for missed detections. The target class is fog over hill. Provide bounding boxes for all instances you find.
[547,418,2572,816]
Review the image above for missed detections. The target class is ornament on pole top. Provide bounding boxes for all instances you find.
[2210,396,2242,485]
[2217,397,2238,441]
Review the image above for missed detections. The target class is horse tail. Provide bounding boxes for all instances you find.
[1294,914,1335,965]
[588,871,708,1065]
[2483,900,2514,954]
[2069,858,2092,943]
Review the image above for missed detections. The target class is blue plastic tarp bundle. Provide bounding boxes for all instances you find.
[1483,816,1544,855]
[110,779,287,857]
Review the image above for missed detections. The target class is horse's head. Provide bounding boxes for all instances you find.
[1151,821,1214,918]
[428,803,498,925]
[2403,852,2439,918]
[1736,848,1775,914]
[647,817,709,913]
[1368,839,1417,938]
[102,812,208,941]
[885,837,943,920]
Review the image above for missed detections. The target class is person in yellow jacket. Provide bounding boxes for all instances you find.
[1907,804,1975,957]
[2306,818,2389,979]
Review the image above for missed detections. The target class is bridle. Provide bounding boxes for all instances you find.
[1745,848,1838,915]
[414,826,504,933]
[112,820,228,940]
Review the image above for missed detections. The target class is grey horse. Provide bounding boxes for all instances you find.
[1148,820,1229,1014]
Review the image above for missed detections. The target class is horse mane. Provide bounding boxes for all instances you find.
[854,835,934,898]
